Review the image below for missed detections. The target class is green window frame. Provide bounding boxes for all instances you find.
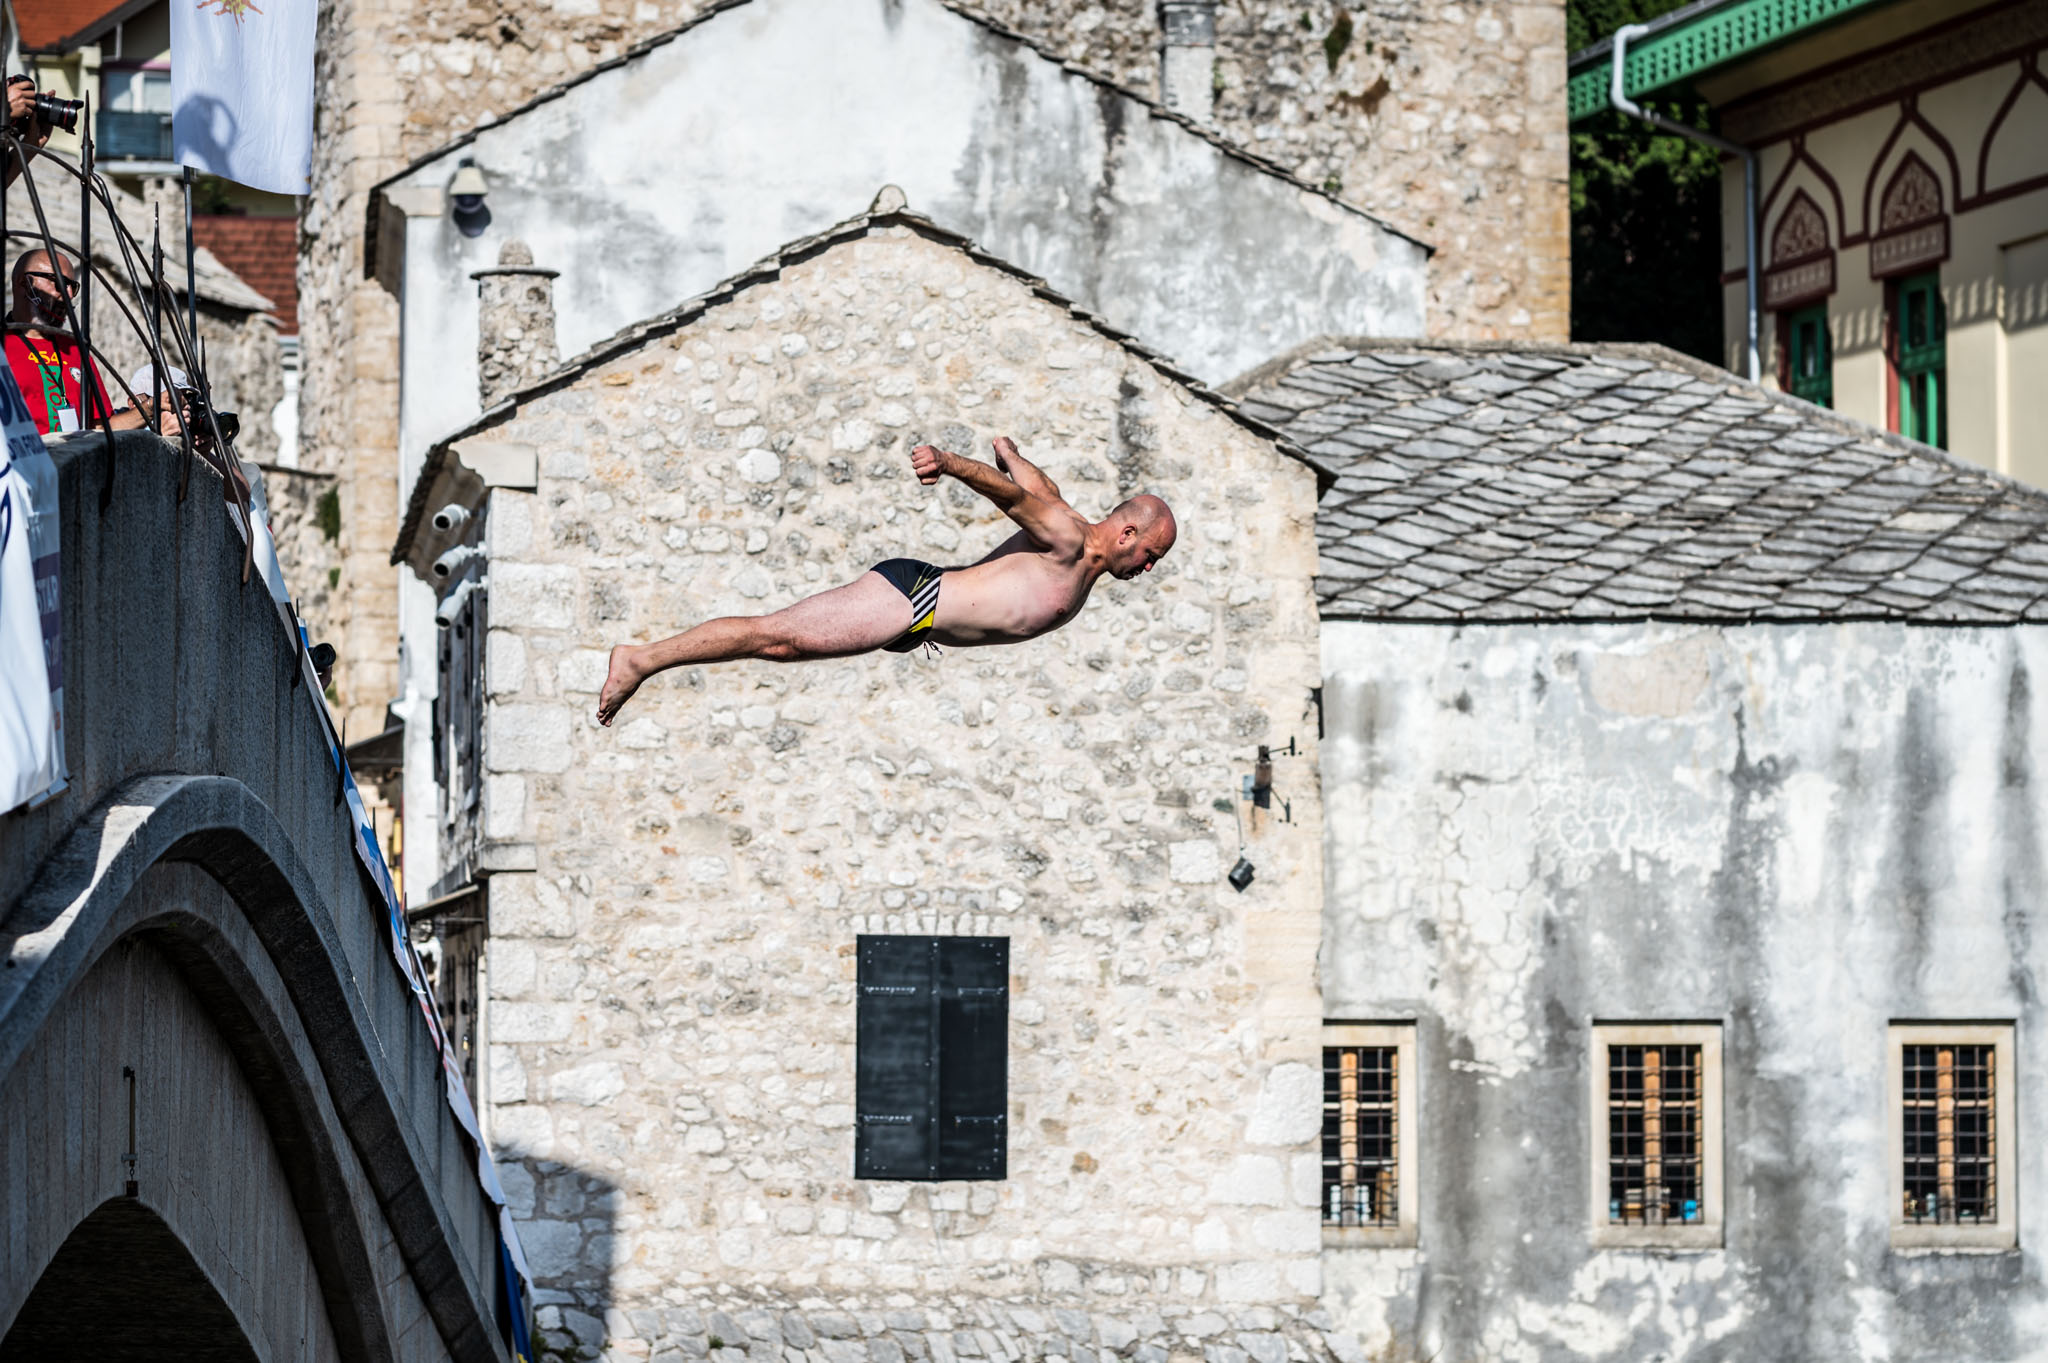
[1786,304,1831,409]
[1895,272,1946,449]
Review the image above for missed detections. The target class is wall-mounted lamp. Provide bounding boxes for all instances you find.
[449,157,490,238]
[432,542,485,581]
[435,576,485,628]
[1241,738,1297,823]
[431,502,471,534]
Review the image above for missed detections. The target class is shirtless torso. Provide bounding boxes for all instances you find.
[917,439,1170,643]
[596,437,1176,725]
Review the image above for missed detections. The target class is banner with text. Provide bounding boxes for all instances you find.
[0,368,65,813]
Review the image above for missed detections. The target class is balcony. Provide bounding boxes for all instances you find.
[96,109,172,162]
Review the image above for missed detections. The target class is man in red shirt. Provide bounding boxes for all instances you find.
[5,249,179,436]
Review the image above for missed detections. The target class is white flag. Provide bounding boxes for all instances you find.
[171,0,315,195]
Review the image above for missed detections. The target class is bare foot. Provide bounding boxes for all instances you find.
[597,645,645,727]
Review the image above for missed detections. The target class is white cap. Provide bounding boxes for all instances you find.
[125,363,192,396]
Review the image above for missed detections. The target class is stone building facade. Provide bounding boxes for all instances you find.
[302,0,1567,733]
[1237,339,2048,1362]
[395,215,1331,1358]
[981,0,1570,342]
[1569,0,2048,483]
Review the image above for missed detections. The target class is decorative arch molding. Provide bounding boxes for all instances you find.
[1759,134,1847,250]
[0,774,505,1363]
[1978,51,2048,202]
[1871,151,1950,279]
[1765,189,1836,311]
[1859,96,1962,247]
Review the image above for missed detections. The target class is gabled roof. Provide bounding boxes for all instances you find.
[391,202,1333,568]
[1234,339,2048,625]
[365,0,1427,271]
[18,0,153,53]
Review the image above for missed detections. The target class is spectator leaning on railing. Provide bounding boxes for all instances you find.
[5,249,182,436]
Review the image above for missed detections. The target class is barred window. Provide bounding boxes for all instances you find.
[1903,1043,1995,1224]
[1320,1024,1416,1244]
[1890,1025,2014,1248]
[1323,1045,1398,1227]
[1589,1024,1721,1247]
[1607,1044,1704,1226]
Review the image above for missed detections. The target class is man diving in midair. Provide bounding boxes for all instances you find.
[597,437,1177,726]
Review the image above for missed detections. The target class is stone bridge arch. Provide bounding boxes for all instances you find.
[1,434,515,1363]
[9,1197,263,1361]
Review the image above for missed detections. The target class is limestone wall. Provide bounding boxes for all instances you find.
[977,0,1571,343]
[301,0,415,736]
[456,226,1327,1347]
[1319,619,2048,1361]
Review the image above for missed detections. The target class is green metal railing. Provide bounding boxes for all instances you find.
[1567,0,1893,122]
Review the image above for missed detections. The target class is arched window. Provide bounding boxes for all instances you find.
[1871,154,1950,447]
[1765,191,1835,408]
[1871,153,1948,280]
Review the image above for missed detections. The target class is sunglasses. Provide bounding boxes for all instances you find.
[24,270,79,294]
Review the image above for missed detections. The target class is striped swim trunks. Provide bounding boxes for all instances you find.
[872,558,944,654]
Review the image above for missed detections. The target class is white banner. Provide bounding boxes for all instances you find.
[171,0,316,195]
[0,368,65,814]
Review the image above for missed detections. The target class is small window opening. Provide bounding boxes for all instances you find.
[1607,1043,1704,1226]
[1902,1043,1996,1225]
[1323,1045,1398,1227]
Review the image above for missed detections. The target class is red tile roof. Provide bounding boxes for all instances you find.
[17,0,136,51]
[192,214,297,334]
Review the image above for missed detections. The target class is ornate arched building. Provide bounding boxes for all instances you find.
[1573,0,2048,483]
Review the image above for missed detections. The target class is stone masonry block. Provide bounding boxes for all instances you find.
[1243,1063,1320,1146]
[487,703,573,772]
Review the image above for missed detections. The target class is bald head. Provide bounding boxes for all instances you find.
[1103,493,1178,579]
[12,248,76,330]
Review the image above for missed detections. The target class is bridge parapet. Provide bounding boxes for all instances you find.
[2,431,514,1363]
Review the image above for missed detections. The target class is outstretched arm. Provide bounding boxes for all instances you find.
[990,436,1061,502]
[911,443,1084,551]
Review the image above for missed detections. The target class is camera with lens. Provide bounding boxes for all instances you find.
[6,79,81,136]
[178,386,240,452]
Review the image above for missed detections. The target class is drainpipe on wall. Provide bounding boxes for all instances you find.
[1610,23,1761,383]
[1159,0,1218,124]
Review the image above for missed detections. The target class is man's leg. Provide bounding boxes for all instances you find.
[598,571,913,724]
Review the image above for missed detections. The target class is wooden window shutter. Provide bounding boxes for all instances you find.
[855,935,1007,1181]
[937,936,1007,1180]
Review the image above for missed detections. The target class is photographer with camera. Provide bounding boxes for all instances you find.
[2,75,78,188]
[6,249,183,436]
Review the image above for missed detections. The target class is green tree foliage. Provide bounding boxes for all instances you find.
[1569,0,1726,363]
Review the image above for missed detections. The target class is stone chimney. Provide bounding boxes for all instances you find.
[471,239,559,407]
[1159,0,1218,124]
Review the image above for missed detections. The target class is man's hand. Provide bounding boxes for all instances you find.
[990,436,1060,501]
[6,78,52,149]
[908,439,1084,554]
[911,444,948,485]
[112,391,186,436]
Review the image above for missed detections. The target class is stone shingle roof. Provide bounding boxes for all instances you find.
[1234,340,2048,625]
